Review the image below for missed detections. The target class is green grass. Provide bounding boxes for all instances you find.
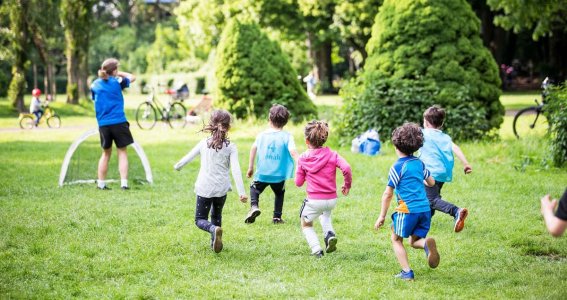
[501,91,541,111]
[1,95,566,298]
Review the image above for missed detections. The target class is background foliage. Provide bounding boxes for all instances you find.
[215,20,316,121]
[337,0,503,141]
[545,82,567,167]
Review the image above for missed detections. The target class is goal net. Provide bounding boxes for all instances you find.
[59,129,153,187]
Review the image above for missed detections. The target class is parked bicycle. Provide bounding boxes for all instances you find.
[512,77,550,139]
[136,86,187,130]
[19,102,61,129]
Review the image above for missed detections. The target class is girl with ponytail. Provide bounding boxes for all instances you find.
[91,58,136,190]
[174,110,248,253]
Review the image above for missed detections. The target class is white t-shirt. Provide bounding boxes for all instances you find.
[30,97,42,113]
[174,138,246,198]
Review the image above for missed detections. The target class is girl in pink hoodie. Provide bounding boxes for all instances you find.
[296,120,352,257]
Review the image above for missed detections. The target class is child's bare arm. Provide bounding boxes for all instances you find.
[424,175,435,187]
[452,142,472,174]
[375,186,394,229]
[247,145,257,178]
[541,194,567,237]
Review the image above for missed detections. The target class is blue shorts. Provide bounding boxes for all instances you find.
[391,211,431,238]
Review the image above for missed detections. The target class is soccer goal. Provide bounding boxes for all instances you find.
[59,129,153,187]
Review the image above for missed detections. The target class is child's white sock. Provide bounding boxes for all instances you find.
[302,227,322,254]
[97,180,106,189]
[121,179,128,188]
[319,211,335,235]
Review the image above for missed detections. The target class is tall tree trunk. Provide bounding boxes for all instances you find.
[66,45,80,104]
[314,40,333,93]
[49,62,57,101]
[8,0,28,112]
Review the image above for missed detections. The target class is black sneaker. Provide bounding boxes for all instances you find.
[97,186,111,190]
[312,250,324,258]
[212,226,223,253]
[272,217,285,224]
[324,231,337,253]
[121,186,130,190]
[244,206,261,224]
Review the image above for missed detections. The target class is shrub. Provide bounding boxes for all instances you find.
[215,20,316,121]
[337,0,503,142]
[545,82,567,167]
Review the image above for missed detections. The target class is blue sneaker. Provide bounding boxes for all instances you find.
[395,270,415,280]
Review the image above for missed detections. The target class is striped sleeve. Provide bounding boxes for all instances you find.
[423,163,431,179]
[387,166,399,188]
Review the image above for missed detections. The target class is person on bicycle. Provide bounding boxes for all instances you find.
[29,88,43,126]
[91,58,136,190]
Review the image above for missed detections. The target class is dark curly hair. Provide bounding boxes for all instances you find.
[269,104,290,128]
[202,110,232,151]
[304,120,329,148]
[423,105,446,128]
[391,122,423,155]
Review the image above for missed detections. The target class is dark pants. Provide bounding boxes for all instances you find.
[250,180,285,218]
[195,195,227,234]
[425,181,459,218]
[33,110,43,125]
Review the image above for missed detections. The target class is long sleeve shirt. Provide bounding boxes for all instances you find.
[174,139,246,198]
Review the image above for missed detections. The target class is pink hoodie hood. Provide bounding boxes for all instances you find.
[295,147,352,200]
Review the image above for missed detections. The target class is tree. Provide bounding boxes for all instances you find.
[338,0,503,141]
[215,20,316,121]
[61,0,95,104]
[4,0,29,111]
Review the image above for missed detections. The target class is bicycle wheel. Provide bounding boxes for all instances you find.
[167,102,187,129]
[47,115,61,128]
[19,115,35,129]
[136,102,157,130]
[512,106,547,139]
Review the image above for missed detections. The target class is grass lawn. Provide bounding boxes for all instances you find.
[1,94,566,298]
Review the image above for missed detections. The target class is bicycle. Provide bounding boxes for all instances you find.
[19,103,61,129]
[135,86,187,130]
[512,77,550,139]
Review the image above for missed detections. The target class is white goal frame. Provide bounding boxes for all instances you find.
[58,128,153,187]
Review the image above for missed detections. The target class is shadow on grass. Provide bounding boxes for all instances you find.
[511,237,567,260]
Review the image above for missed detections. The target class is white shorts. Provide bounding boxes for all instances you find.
[300,198,337,223]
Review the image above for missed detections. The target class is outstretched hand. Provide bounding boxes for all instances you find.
[540,194,557,215]
[464,164,472,174]
[246,168,253,178]
[240,195,248,203]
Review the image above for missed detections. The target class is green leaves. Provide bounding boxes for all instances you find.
[544,82,567,167]
[338,0,503,142]
[215,20,316,122]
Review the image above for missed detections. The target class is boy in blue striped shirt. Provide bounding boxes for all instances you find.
[375,122,439,281]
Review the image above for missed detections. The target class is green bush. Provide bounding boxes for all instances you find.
[215,20,316,121]
[337,0,503,142]
[545,82,567,167]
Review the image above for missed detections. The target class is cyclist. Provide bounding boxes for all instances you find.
[29,88,44,126]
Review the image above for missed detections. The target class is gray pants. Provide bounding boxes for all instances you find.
[425,181,459,218]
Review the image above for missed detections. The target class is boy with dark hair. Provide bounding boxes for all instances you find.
[245,104,298,224]
[420,105,471,232]
[375,122,439,281]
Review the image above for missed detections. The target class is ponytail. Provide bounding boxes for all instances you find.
[202,110,232,151]
[98,58,119,81]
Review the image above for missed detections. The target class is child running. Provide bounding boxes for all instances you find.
[245,104,298,224]
[174,110,248,253]
[375,122,439,280]
[296,120,352,257]
[419,105,471,232]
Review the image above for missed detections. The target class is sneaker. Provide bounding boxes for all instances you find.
[97,186,111,190]
[121,186,130,190]
[212,226,223,253]
[272,217,285,224]
[324,231,337,253]
[394,270,415,281]
[454,208,468,233]
[312,250,324,258]
[244,206,261,224]
[424,238,440,268]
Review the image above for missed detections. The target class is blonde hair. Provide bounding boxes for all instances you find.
[304,120,329,148]
[98,58,119,80]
